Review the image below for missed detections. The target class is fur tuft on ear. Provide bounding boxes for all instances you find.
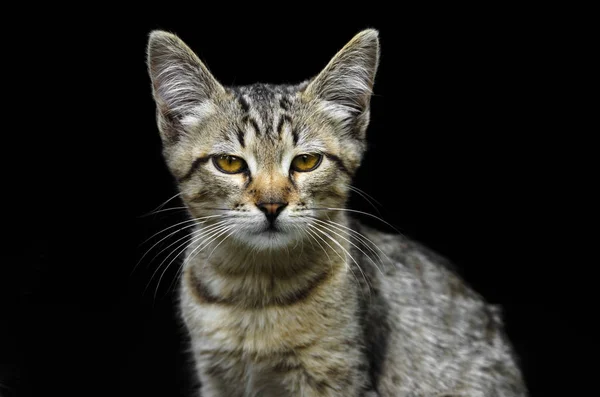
[147,30,224,142]
[304,29,380,125]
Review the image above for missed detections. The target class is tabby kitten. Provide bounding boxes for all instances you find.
[146,29,527,397]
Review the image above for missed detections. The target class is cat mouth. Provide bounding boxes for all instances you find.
[258,220,286,235]
[263,224,281,233]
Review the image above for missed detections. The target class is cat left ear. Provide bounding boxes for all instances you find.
[147,31,225,141]
[304,29,380,135]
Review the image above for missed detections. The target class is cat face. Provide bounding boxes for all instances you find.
[147,30,379,249]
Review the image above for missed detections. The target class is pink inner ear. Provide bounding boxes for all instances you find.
[148,30,225,121]
[304,29,379,115]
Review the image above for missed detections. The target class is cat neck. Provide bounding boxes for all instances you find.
[182,214,352,309]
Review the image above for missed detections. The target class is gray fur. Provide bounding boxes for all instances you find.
[146,29,528,397]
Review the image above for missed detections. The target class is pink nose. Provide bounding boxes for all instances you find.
[256,202,288,223]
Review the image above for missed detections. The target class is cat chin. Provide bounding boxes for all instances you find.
[232,228,300,251]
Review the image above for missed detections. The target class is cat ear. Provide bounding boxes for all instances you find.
[304,29,380,135]
[147,30,225,141]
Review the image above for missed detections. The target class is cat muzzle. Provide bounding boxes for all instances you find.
[256,202,288,226]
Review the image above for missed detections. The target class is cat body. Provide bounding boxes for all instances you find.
[147,29,527,397]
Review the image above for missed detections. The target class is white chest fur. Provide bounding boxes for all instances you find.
[179,273,345,355]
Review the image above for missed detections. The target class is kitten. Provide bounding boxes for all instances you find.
[146,29,527,397]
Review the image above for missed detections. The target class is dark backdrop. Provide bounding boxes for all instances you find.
[2,8,567,397]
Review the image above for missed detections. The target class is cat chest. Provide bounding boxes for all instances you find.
[185,303,328,354]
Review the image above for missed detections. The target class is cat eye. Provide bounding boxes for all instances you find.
[213,155,248,174]
[291,153,322,172]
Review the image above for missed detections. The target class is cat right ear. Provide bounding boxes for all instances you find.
[147,30,225,142]
[304,29,380,140]
[304,31,379,113]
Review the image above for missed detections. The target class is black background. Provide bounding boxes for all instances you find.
[2,8,573,397]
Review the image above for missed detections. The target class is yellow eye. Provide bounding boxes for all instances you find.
[291,153,322,172]
[213,155,248,174]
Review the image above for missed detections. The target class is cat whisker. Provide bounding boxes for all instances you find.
[308,223,371,286]
[299,224,316,250]
[145,222,228,288]
[346,185,382,207]
[144,223,230,299]
[345,184,383,216]
[181,226,234,273]
[207,228,238,260]
[132,222,197,277]
[304,226,342,279]
[132,216,229,277]
[167,226,236,295]
[310,218,386,277]
[309,225,372,303]
[307,223,373,301]
[139,191,184,217]
[138,214,227,248]
[290,224,300,251]
[308,207,403,236]
[139,206,188,217]
[137,220,230,275]
[290,224,306,255]
[303,227,330,261]
[311,217,393,273]
[293,214,390,271]
[152,224,233,301]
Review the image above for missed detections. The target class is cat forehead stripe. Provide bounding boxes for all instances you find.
[279,96,291,111]
[177,156,211,183]
[237,94,250,113]
[236,128,245,148]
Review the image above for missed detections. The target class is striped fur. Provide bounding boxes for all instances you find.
[147,30,528,396]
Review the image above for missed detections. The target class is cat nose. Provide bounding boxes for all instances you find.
[256,202,288,223]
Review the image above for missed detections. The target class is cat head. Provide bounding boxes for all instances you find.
[147,30,379,250]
